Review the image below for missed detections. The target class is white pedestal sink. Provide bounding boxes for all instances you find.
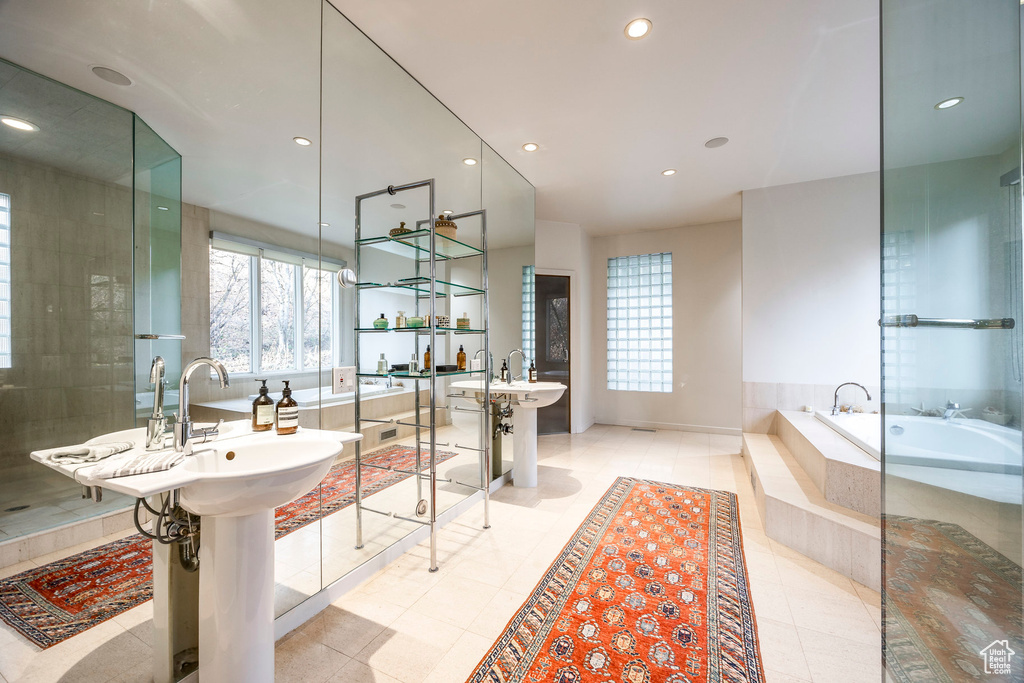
[76,425,361,683]
[450,380,565,488]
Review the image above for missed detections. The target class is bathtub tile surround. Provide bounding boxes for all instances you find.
[0,425,882,683]
[742,381,881,434]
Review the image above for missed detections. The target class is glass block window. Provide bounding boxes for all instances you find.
[0,194,10,369]
[607,252,672,392]
[522,265,535,365]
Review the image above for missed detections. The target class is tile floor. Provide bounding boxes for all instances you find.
[0,425,882,682]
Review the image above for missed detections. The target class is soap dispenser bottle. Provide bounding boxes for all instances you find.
[528,360,538,383]
[423,344,431,373]
[252,379,275,432]
[500,359,509,383]
[276,381,299,435]
[457,345,466,371]
[377,353,388,375]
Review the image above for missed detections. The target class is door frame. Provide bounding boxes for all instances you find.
[535,268,575,433]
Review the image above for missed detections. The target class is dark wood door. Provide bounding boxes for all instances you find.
[535,275,570,434]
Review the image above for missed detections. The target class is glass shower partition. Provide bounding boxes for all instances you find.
[881,0,1024,679]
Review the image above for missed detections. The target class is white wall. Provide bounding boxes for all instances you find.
[589,221,743,433]
[742,173,880,387]
[536,220,594,433]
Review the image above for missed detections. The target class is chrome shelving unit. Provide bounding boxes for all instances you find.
[353,179,490,572]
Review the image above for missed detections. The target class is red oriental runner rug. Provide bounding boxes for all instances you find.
[0,445,456,649]
[467,477,765,683]
[884,516,1023,682]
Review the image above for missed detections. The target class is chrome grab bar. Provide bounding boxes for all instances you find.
[880,315,1015,330]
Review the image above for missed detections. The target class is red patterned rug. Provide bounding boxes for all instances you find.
[467,477,765,683]
[0,444,456,649]
[884,516,1023,681]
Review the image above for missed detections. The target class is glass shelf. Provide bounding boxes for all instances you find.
[356,327,486,335]
[356,277,485,298]
[357,369,480,380]
[356,229,483,260]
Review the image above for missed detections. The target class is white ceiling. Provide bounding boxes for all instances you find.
[0,0,884,239]
[331,0,883,235]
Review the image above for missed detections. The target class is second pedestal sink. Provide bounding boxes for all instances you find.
[79,425,361,683]
[450,380,566,488]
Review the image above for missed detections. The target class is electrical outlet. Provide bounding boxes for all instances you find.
[332,366,356,394]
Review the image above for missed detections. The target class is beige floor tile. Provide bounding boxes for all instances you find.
[785,589,879,645]
[798,627,881,683]
[327,659,403,683]
[354,610,464,683]
[409,574,500,628]
[276,630,350,683]
[755,617,812,681]
[305,597,408,658]
[466,589,530,640]
[421,630,492,683]
[764,670,812,682]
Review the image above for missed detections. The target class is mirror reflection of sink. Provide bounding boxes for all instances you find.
[449,379,565,488]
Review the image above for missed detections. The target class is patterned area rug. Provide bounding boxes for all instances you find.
[467,477,765,683]
[884,516,1023,682]
[0,444,456,649]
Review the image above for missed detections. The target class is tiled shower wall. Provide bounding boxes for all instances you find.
[0,152,135,472]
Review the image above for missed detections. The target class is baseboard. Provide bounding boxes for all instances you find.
[272,468,512,640]
[593,417,741,436]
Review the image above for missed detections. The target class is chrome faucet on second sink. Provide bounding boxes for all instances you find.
[174,357,230,455]
[146,356,167,451]
[506,348,525,382]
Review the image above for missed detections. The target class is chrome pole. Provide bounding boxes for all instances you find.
[481,209,490,529]
[354,193,363,550]
[428,179,438,572]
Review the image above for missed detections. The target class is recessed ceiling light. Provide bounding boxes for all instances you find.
[462,158,477,165]
[934,97,964,110]
[442,210,454,215]
[90,65,132,87]
[1,116,38,132]
[522,142,539,152]
[157,206,169,211]
[293,136,312,146]
[661,169,677,176]
[624,18,652,40]
[705,137,729,148]
[390,203,406,209]
[318,222,330,227]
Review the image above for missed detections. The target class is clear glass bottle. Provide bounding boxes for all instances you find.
[377,352,388,375]
[396,310,406,329]
[408,352,419,374]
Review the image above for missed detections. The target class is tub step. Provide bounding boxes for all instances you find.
[742,432,880,591]
[775,411,880,517]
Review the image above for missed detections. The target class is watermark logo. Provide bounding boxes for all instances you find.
[980,640,1016,676]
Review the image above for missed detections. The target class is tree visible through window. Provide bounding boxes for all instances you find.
[606,252,672,392]
[209,243,340,375]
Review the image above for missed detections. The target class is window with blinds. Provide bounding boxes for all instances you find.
[606,252,672,392]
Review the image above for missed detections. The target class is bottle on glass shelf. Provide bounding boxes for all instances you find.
[423,345,431,373]
[457,345,466,371]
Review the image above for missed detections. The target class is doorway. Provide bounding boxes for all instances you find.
[535,274,570,434]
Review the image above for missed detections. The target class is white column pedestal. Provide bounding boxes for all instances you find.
[198,510,275,683]
[512,408,538,488]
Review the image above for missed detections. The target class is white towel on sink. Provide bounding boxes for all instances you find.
[89,450,185,480]
[34,441,135,465]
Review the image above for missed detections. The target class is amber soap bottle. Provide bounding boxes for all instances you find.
[252,379,274,431]
[457,345,467,371]
[423,344,431,372]
[276,380,299,435]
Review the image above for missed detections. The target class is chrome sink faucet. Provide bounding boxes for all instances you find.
[506,348,525,382]
[474,349,496,381]
[831,382,872,416]
[146,356,167,451]
[943,401,960,421]
[174,357,230,455]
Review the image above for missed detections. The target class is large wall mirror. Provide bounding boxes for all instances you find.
[0,0,534,624]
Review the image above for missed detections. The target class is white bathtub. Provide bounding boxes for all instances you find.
[816,411,1022,475]
[247,383,401,408]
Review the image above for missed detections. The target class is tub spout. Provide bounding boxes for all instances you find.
[832,382,872,416]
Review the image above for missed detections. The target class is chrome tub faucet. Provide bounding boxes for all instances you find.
[832,382,872,416]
